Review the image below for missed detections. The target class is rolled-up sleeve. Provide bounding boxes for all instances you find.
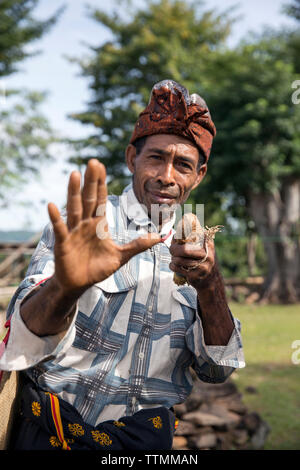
[0,223,77,371]
[186,312,245,383]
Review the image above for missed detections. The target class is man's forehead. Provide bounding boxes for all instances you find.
[143,134,199,155]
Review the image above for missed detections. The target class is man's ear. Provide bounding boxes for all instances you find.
[192,163,207,190]
[125,144,136,174]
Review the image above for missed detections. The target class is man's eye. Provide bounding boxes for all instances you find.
[178,161,192,169]
[150,155,162,160]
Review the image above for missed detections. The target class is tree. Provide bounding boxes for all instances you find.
[283,0,300,74]
[0,0,62,205]
[68,0,300,302]
[0,90,57,207]
[67,0,234,185]
[66,0,266,281]
[284,0,300,20]
[197,36,300,303]
[0,0,61,78]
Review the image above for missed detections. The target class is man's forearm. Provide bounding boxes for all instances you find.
[20,276,85,337]
[196,262,234,346]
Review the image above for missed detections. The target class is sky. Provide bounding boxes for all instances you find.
[0,0,297,232]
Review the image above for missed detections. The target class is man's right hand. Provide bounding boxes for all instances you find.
[48,159,161,296]
[20,159,161,336]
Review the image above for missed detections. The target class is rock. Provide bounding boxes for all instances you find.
[232,286,250,301]
[245,386,258,394]
[241,412,261,434]
[200,403,241,427]
[249,421,270,449]
[170,377,269,451]
[182,411,228,428]
[185,392,203,411]
[213,395,247,415]
[231,429,249,446]
[173,402,187,417]
[235,286,250,295]
[245,292,260,304]
[230,372,239,381]
[225,398,248,415]
[214,432,232,450]
[172,436,188,450]
[174,420,200,436]
[193,380,237,399]
[188,433,217,449]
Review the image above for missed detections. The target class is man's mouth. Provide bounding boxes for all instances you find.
[148,190,178,204]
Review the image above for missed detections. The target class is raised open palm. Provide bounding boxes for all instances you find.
[48,159,161,295]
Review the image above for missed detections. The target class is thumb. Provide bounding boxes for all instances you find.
[120,233,162,264]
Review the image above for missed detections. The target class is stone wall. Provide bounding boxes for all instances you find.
[172,375,270,450]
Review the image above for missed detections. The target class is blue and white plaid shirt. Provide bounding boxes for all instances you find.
[1,183,245,426]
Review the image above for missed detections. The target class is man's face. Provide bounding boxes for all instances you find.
[126,134,207,224]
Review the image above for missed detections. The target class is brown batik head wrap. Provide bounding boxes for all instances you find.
[129,79,216,162]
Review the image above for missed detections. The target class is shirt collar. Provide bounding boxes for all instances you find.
[120,182,176,241]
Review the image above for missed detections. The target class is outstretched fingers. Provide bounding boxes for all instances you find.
[67,171,82,230]
[48,203,68,243]
[82,159,107,219]
[96,162,108,214]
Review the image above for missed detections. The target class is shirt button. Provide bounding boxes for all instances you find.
[132,397,137,405]
[139,352,144,360]
[148,305,153,312]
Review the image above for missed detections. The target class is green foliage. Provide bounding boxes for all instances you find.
[0,0,62,77]
[0,89,57,207]
[191,32,300,234]
[69,0,300,203]
[0,0,61,206]
[67,0,235,180]
[214,234,266,279]
[67,0,300,278]
[283,0,300,21]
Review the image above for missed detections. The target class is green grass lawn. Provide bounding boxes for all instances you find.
[229,302,300,450]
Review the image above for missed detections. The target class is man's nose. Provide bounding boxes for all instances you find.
[157,162,176,186]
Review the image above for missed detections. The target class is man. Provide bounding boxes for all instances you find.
[0,79,245,450]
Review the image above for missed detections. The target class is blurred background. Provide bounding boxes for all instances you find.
[0,0,299,450]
